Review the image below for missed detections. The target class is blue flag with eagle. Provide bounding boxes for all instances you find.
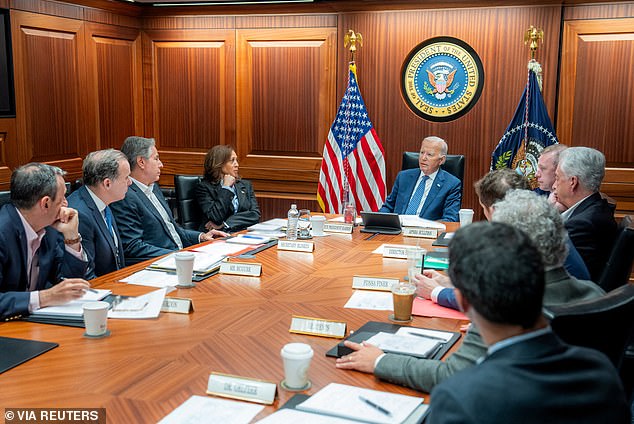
[490,61,558,188]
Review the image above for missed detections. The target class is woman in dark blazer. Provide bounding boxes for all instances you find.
[195,145,260,232]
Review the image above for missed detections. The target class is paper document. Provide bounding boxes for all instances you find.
[226,234,271,245]
[372,244,410,255]
[120,269,179,288]
[191,241,250,257]
[297,383,423,424]
[399,215,446,230]
[365,332,440,359]
[158,395,264,424]
[329,216,363,224]
[395,326,454,342]
[150,251,225,273]
[31,289,111,317]
[108,288,166,319]
[248,218,287,231]
[344,290,393,311]
[256,409,359,424]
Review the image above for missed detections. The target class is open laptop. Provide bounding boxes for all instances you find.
[360,211,402,235]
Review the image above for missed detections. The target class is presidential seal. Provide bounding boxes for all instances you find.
[401,37,484,122]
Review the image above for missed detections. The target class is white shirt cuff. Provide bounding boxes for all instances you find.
[29,291,40,312]
[431,286,445,303]
[374,353,386,371]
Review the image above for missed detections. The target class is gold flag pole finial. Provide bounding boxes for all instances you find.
[524,25,544,60]
[344,30,363,63]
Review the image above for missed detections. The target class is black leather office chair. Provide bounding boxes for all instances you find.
[402,152,465,184]
[598,216,634,292]
[174,174,203,230]
[544,283,634,369]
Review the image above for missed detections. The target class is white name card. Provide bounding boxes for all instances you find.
[219,261,262,277]
[289,315,347,338]
[277,240,314,252]
[323,223,353,234]
[352,276,399,291]
[382,244,409,259]
[161,297,194,314]
[207,372,277,405]
[402,227,439,238]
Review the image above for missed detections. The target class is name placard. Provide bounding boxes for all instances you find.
[323,223,353,234]
[161,297,194,314]
[207,372,276,405]
[219,261,262,277]
[277,240,314,252]
[289,315,347,338]
[382,244,409,259]
[402,227,439,238]
[352,276,399,291]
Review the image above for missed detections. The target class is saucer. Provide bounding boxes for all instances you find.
[388,314,413,324]
[83,329,111,339]
[280,379,311,392]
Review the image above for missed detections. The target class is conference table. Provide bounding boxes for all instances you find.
[0,220,465,423]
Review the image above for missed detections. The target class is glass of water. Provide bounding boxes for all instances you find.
[297,209,312,239]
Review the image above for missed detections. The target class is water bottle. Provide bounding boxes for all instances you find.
[286,204,299,240]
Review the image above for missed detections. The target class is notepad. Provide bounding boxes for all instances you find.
[31,289,111,317]
[365,332,442,359]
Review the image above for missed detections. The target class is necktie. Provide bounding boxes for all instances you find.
[28,245,40,292]
[104,206,114,235]
[405,175,428,214]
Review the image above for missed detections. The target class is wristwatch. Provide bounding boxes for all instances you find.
[64,233,82,245]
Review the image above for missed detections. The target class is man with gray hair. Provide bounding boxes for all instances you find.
[0,163,90,321]
[380,136,461,221]
[552,146,617,281]
[110,136,228,265]
[68,149,131,277]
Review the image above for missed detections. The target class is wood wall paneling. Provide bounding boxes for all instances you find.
[85,22,143,150]
[0,118,16,190]
[144,29,235,177]
[339,7,562,216]
[235,27,337,199]
[564,1,634,20]
[11,10,87,179]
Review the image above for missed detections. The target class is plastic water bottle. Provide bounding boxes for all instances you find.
[286,204,299,240]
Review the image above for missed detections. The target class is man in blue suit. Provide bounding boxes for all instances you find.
[0,163,90,321]
[379,136,461,221]
[68,149,131,278]
[110,136,228,265]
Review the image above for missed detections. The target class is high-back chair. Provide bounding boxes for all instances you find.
[174,175,203,230]
[598,215,634,292]
[401,152,465,190]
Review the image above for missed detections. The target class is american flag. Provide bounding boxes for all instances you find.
[317,63,386,213]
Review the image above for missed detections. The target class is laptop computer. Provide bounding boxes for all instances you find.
[360,211,402,235]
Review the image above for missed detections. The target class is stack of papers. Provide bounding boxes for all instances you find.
[31,289,111,318]
[149,251,225,275]
[226,234,272,245]
[399,215,446,230]
[365,331,442,359]
[247,218,287,238]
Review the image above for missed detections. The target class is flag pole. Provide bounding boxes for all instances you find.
[524,25,544,90]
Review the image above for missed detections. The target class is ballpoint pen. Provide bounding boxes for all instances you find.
[407,331,447,342]
[359,395,392,417]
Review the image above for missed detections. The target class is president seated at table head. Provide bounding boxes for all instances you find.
[379,136,461,222]
[426,222,628,424]
[109,136,228,265]
[0,163,91,321]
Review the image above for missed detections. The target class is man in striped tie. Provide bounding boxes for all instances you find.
[68,149,131,277]
[379,136,461,221]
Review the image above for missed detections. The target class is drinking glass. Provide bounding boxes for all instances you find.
[297,209,312,239]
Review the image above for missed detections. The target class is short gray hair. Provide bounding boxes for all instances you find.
[540,143,567,168]
[121,136,155,171]
[422,136,448,156]
[558,147,605,192]
[11,163,67,209]
[83,149,128,187]
[492,189,568,268]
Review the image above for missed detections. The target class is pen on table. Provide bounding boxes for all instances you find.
[364,232,380,241]
[359,395,392,417]
[407,331,447,342]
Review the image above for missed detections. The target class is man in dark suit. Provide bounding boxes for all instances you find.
[68,149,131,277]
[552,146,618,281]
[427,222,628,424]
[0,163,90,321]
[110,136,228,265]
[379,136,461,221]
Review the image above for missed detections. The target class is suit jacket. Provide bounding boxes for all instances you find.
[565,192,618,282]
[379,168,461,222]
[195,178,260,232]
[67,186,125,278]
[0,204,88,320]
[110,183,201,265]
[427,331,629,424]
[374,268,605,393]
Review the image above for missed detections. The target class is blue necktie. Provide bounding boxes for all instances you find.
[104,206,114,235]
[405,175,428,214]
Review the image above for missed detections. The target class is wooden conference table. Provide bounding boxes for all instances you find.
[0,221,464,423]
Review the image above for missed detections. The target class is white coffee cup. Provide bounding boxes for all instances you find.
[83,301,109,337]
[311,215,326,236]
[459,209,474,227]
[175,251,196,288]
[280,342,313,390]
